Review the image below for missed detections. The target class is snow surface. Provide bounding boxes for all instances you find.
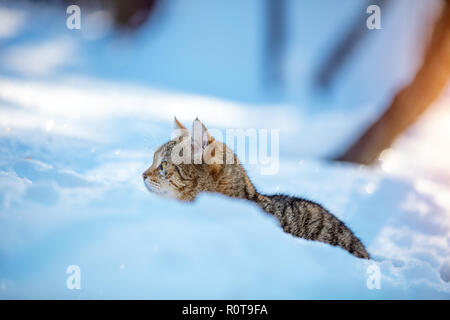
[1,0,449,299]
[1,76,449,299]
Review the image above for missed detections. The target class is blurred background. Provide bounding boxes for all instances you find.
[1,0,450,299]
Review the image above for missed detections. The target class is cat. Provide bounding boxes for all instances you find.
[142,118,370,259]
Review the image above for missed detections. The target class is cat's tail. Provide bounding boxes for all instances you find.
[253,193,370,259]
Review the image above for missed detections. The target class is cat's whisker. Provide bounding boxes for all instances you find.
[144,179,161,192]
[149,183,160,189]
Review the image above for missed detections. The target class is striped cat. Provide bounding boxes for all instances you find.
[142,118,370,259]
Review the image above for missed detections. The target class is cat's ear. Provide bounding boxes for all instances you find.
[171,116,190,141]
[191,118,214,149]
[191,118,216,163]
[192,119,223,174]
[174,116,187,130]
[201,121,215,145]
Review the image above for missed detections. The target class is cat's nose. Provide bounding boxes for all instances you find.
[142,172,148,180]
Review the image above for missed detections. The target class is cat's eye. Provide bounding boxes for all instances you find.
[160,161,168,170]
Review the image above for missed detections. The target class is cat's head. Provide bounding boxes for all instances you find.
[142,118,240,202]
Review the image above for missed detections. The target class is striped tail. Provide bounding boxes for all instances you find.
[253,193,370,259]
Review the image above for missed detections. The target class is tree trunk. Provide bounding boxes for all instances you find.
[335,1,450,165]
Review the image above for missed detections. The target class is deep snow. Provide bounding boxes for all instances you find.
[1,0,449,299]
[1,76,450,299]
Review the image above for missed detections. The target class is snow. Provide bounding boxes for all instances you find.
[1,0,449,299]
[1,78,449,299]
